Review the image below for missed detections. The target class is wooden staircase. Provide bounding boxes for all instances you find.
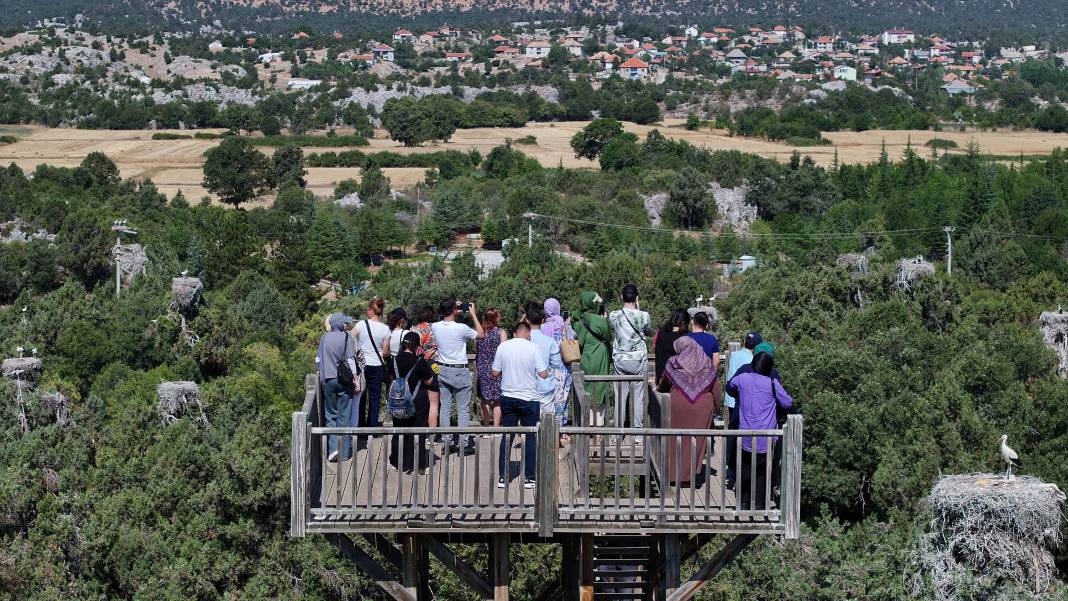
[592,535,655,601]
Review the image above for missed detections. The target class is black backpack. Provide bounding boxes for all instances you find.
[335,333,356,388]
[388,358,423,420]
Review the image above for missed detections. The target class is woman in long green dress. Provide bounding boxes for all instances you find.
[573,291,611,424]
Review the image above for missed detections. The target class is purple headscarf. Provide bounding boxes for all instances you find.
[665,336,716,403]
[542,298,565,341]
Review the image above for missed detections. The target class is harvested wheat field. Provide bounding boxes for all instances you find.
[3,123,1068,204]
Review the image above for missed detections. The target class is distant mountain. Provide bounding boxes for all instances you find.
[8,0,1068,37]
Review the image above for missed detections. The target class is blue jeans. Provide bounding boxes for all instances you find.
[498,396,539,482]
[323,377,353,460]
[357,365,385,428]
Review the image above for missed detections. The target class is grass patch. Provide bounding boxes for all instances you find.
[151,132,192,140]
[784,136,831,147]
[194,132,222,140]
[246,134,369,147]
[0,135,18,144]
[926,138,959,149]
[511,135,538,145]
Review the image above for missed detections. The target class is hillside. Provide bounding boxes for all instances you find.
[7,0,1068,35]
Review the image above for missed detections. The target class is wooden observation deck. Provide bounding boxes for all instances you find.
[291,351,803,601]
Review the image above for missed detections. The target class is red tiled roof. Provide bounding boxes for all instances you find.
[620,57,649,68]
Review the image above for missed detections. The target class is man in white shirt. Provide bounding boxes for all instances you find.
[431,298,485,454]
[608,283,653,430]
[492,321,548,488]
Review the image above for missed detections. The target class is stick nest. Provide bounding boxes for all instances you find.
[2,357,42,384]
[171,277,204,313]
[895,256,935,290]
[156,381,209,427]
[909,473,1066,601]
[837,253,870,274]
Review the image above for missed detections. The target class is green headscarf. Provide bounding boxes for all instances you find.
[754,342,775,357]
[579,291,602,314]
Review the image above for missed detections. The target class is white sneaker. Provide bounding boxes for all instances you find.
[497,478,506,489]
[328,450,338,462]
[523,479,535,489]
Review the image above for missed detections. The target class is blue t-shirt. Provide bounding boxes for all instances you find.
[688,332,720,358]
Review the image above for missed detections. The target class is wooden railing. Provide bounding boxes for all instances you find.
[291,369,803,538]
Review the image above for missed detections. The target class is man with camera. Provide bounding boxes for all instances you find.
[431,298,485,454]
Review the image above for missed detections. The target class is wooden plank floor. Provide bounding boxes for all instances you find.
[311,434,780,530]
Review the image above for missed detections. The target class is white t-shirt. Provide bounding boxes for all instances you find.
[354,319,390,367]
[386,328,410,357]
[431,320,478,365]
[491,338,548,402]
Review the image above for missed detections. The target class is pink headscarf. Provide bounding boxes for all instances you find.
[542,298,564,340]
[665,336,716,403]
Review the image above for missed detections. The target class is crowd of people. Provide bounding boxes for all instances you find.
[316,283,794,494]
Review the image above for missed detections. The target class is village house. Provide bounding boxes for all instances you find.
[445,52,471,62]
[942,79,977,95]
[619,56,649,80]
[562,38,583,57]
[684,25,699,38]
[524,40,551,58]
[494,45,519,59]
[813,36,835,53]
[258,51,283,64]
[725,48,748,66]
[419,31,440,46]
[590,51,617,71]
[392,29,414,43]
[882,29,916,45]
[372,44,395,62]
[287,78,322,90]
[834,64,858,81]
[208,40,224,53]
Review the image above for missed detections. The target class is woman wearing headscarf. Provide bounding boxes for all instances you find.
[653,308,691,388]
[543,298,575,428]
[572,291,611,425]
[661,336,719,486]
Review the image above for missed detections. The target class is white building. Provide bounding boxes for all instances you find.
[881,29,916,45]
[833,65,857,81]
[524,40,551,58]
[287,78,322,90]
[258,51,283,63]
[619,57,649,80]
[372,44,395,62]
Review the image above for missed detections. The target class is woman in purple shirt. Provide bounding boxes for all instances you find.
[724,352,793,509]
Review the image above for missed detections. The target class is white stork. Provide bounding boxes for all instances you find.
[1000,434,1021,481]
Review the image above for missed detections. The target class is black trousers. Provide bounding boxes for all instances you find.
[389,403,430,472]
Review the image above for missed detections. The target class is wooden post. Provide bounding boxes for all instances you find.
[290,410,309,537]
[662,534,681,600]
[535,413,559,537]
[579,534,594,601]
[401,535,420,599]
[493,534,510,601]
[561,535,578,601]
[780,414,804,539]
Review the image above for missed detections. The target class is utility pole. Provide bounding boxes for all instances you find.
[112,219,137,297]
[944,226,955,275]
[523,212,535,248]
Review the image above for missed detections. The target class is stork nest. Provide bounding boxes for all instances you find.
[895,256,935,290]
[171,276,204,313]
[2,357,42,384]
[156,381,209,427]
[837,253,870,274]
[908,474,1066,601]
[687,306,719,327]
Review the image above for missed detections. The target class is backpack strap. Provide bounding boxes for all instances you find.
[365,321,385,366]
[621,310,647,350]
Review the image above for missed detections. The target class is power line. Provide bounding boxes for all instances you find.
[526,213,948,240]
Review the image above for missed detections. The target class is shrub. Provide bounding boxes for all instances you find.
[151,132,191,140]
[784,136,831,146]
[925,138,959,149]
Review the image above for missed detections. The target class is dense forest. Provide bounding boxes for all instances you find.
[1,128,1067,598]
[4,0,1068,43]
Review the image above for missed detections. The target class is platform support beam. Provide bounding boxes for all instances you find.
[493,534,510,601]
[424,535,492,599]
[400,535,430,600]
[579,534,594,601]
[666,534,756,601]
[327,533,415,601]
